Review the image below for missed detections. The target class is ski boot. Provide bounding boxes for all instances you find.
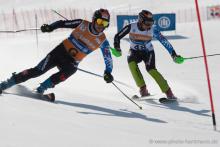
[165,88,177,100]
[35,78,55,102]
[0,73,16,94]
[36,78,54,94]
[139,85,150,97]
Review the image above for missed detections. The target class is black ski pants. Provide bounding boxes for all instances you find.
[14,43,77,86]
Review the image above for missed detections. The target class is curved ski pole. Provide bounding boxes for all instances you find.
[112,82,142,110]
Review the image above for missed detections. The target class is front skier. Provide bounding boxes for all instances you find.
[0,8,114,100]
[114,10,184,99]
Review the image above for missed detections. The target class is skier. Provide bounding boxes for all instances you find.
[0,8,114,100]
[114,10,184,99]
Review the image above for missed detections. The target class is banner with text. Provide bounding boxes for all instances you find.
[117,13,176,32]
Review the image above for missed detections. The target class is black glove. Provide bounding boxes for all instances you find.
[41,24,53,32]
[104,71,114,83]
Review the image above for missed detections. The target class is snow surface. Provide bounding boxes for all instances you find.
[0,0,220,147]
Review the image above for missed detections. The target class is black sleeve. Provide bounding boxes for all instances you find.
[114,24,131,49]
[50,19,83,30]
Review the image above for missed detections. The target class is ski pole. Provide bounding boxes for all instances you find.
[184,53,220,60]
[0,28,40,33]
[52,9,68,20]
[112,82,142,110]
[35,14,39,48]
[0,10,67,34]
[77,68,133,89]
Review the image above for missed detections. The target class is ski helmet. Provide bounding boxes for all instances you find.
[138,10,154,26]
[92,8,110,27]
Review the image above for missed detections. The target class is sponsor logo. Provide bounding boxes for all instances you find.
[158,17,171,29]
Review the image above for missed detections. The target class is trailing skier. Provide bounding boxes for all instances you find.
[0,8,114,100]
[114,10,184,99]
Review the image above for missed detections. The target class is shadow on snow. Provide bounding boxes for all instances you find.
[5,85,167,124]
[140,98,210,117]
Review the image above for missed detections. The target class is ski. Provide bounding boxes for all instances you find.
[0,90,55,102]
[132,94,154,99]
[159,97,177,104]
[39,93,55,102]
[132,95,140,99]
[132,94,178,104]
[131,94,159,102]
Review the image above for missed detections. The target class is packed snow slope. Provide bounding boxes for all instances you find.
[0,0,220,147]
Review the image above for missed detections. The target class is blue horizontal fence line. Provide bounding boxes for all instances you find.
[117,13,176,32]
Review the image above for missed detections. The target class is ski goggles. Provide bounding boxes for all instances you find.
[141,17,154,26]
[96,18,109,27]
[142,20,154,26]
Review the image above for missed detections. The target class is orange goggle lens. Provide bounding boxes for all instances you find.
[96,18,109,27]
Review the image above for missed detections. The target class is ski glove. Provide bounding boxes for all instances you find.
[173,55,184,64]
[104,71,114,83]
[171,51,184,64]
[41,24,53,32]
[110,47,122,57]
